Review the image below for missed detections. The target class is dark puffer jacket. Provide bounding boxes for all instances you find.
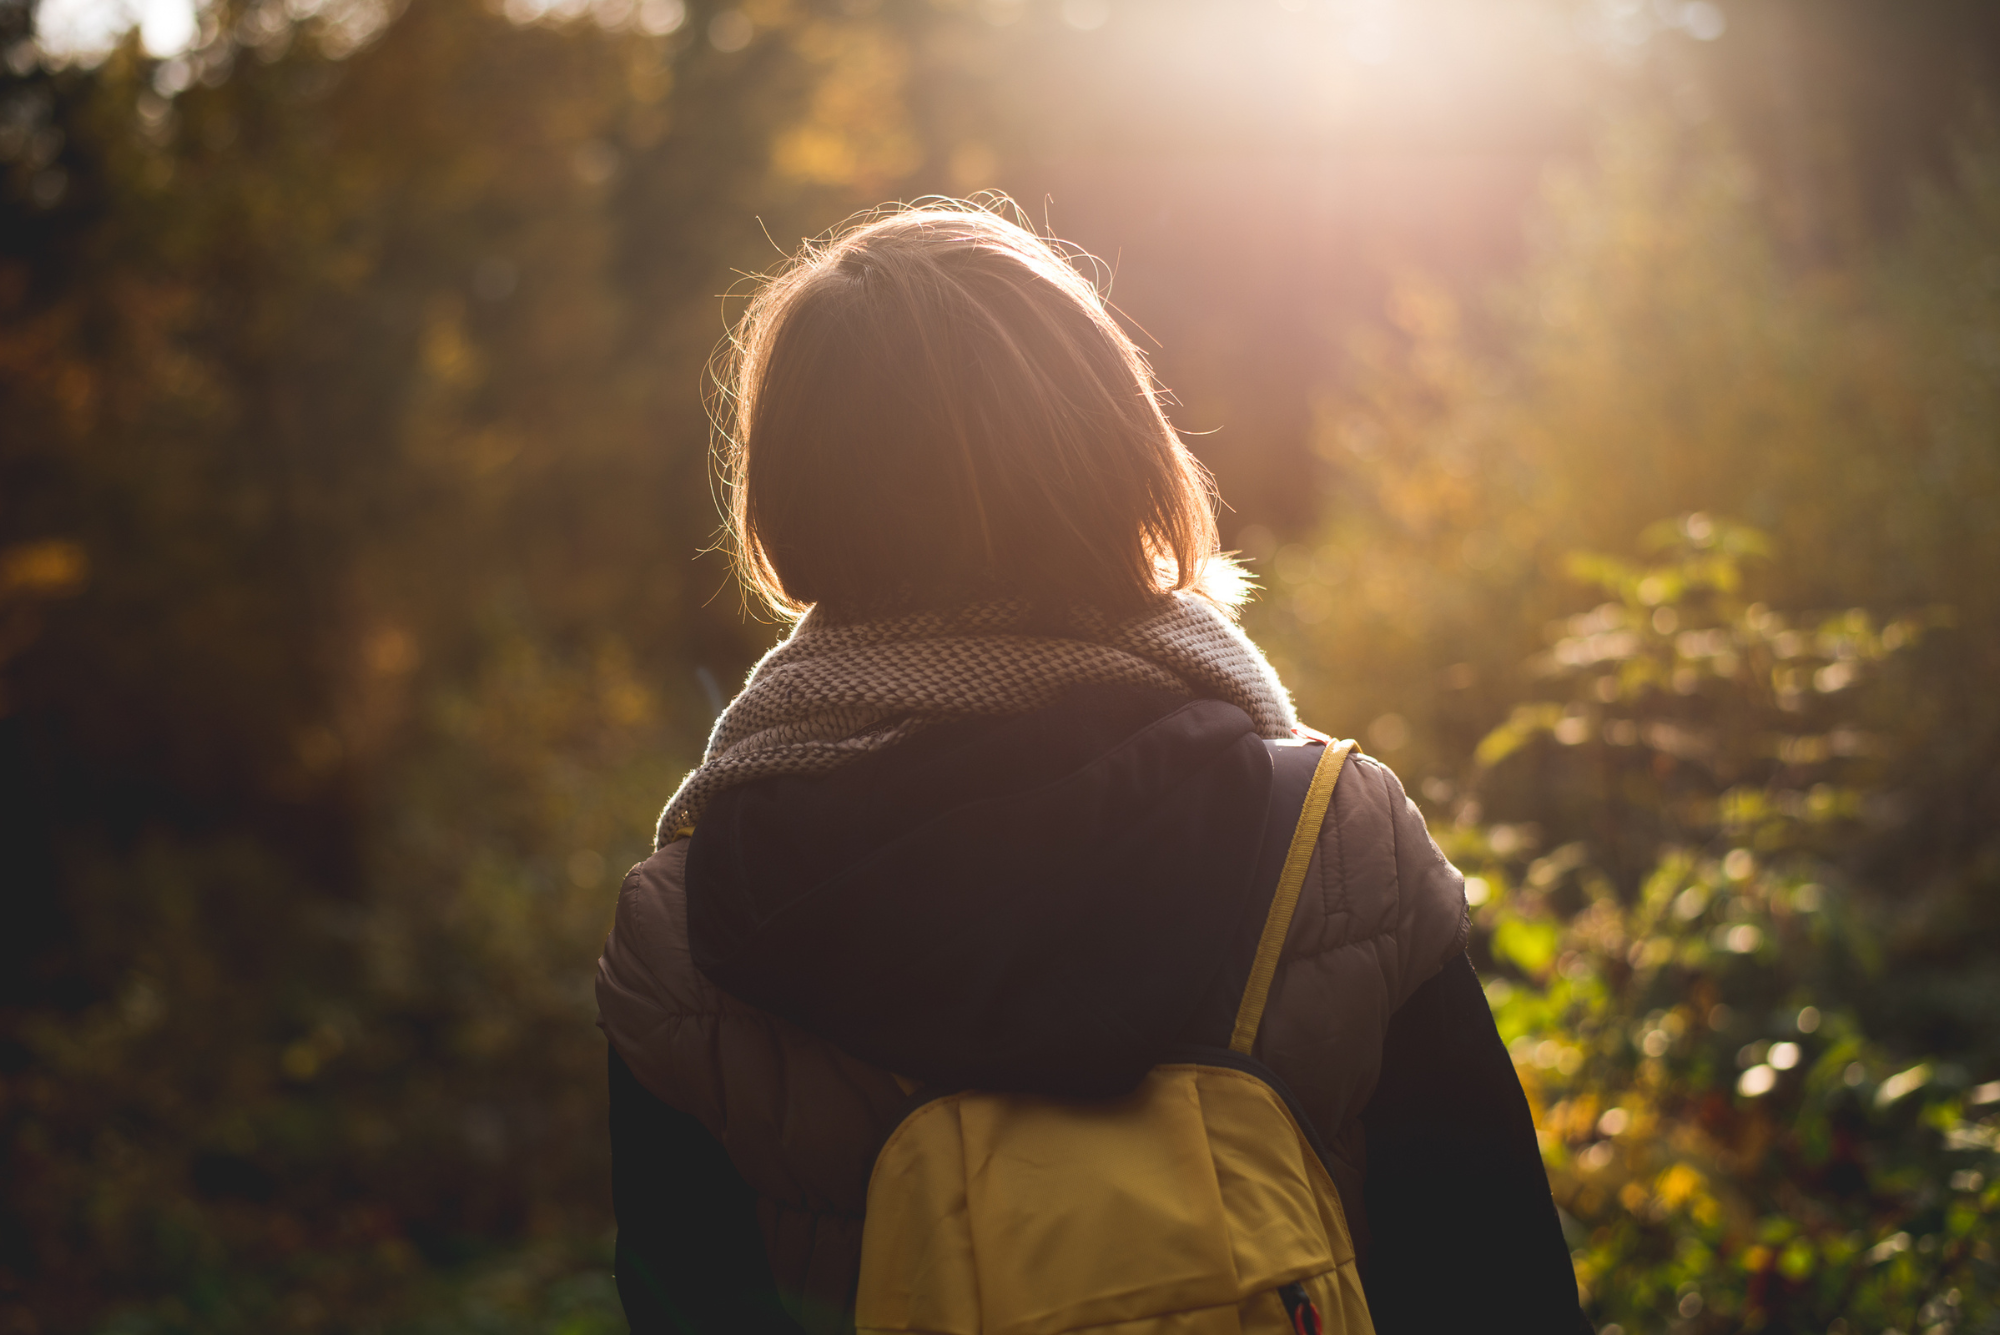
[596,686,1584,1333]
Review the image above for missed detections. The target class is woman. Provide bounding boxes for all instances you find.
[595,203,1585,1334]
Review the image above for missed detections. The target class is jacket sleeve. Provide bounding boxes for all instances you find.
[1358,953,1590,1334]
[1374,755,1471,1014]
[608,1044,806,1335]
[1253,751,1472,1221]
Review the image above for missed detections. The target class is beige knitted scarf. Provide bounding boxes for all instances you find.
[656,593,1299,847]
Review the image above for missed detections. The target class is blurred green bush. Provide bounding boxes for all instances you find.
[1440,521,1995,1333]
[1252,117,2000,1333]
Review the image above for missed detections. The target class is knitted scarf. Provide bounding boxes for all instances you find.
[655,593,1299,846]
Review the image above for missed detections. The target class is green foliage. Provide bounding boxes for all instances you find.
[1441,525,1997,1332]
[1256,115,2000,1059]
[1251,114,2000,1332]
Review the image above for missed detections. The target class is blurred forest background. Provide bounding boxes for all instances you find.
[3,0,1999,1329]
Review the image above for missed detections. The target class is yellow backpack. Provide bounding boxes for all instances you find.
[854,739,1375,1335]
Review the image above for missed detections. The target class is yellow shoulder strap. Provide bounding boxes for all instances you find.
[1229,739,1359,1055]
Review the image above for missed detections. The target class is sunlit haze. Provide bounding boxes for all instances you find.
[28,0,1725,79]
[35,0,197,55]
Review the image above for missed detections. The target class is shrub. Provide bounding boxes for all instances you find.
[1442,518,1997,1333]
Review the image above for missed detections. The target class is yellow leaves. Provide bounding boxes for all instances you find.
[1564,520,1767,610]
[774,125,872,187]
[1655,1162,1709,1213]
[1546,1093,1604,1143]
[623,47,673,108]
[420,296,482,390]
[738,0,795,26]
[364,626,420,677]
[1475,701,1562,767]
[1542,1087,1744,1240]
[774,22,920,187]
[601,674,654,728]
[0,539,91,713]
[0,539,89,598]
[1564,551,1638,595]
[1641,511,1770,559]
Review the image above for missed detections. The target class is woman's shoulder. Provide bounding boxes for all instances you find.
[1252,745,1470,1157]
[596,840,908,1211]
[595,842,902,1098]
[1285,747,1470,1002]
[595,842,739,1108]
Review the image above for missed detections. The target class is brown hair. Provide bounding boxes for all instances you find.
[717,200,1240,621]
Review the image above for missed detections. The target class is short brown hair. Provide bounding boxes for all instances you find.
[717,200,1237,621]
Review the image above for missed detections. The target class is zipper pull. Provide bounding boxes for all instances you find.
[1278,1281,1323,1335]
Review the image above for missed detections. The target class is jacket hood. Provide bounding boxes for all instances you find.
[684,685,1281,1098]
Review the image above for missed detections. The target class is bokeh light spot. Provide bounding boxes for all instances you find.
[635,0,684,34]
[1681,2,1726,42]
[1061,0,1109,32]
[708,8,752,51]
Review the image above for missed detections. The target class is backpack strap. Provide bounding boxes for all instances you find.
[1228,738,1360,1056]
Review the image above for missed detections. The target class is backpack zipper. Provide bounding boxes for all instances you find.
[1278,1281,1323,1335]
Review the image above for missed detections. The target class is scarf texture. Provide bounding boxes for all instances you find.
[656,593,1298,846]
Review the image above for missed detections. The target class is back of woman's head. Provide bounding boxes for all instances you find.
[721,201,1235,621]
